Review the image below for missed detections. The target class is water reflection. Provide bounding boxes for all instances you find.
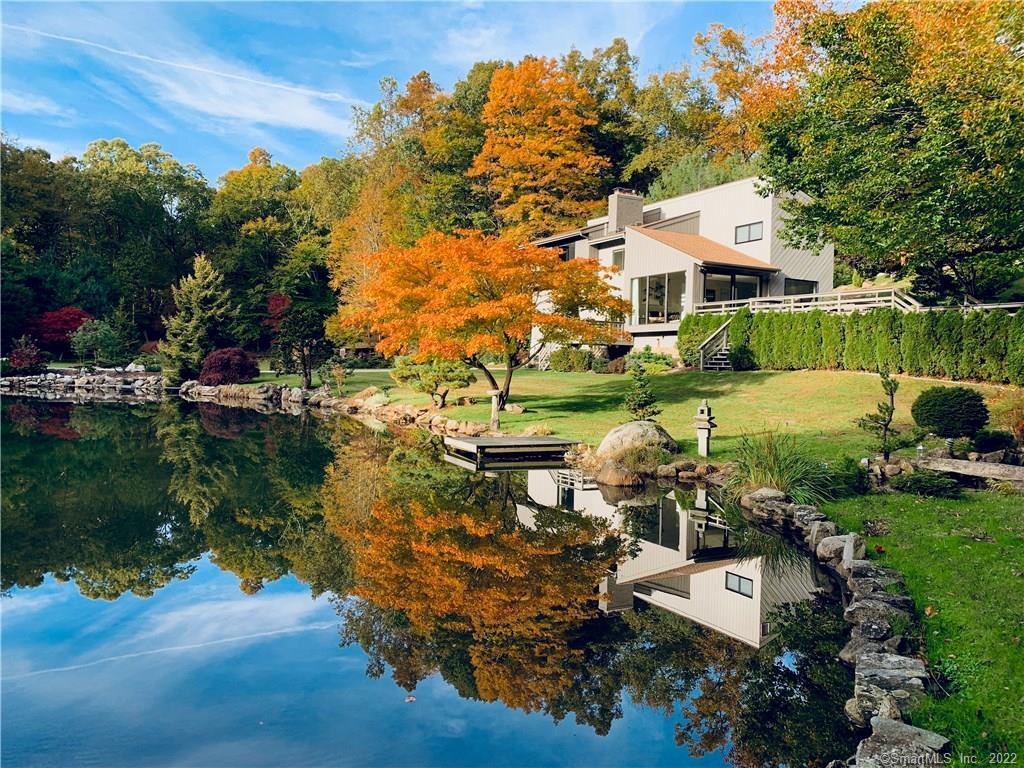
[2,400,860,766]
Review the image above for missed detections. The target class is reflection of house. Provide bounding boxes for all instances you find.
[533,179,834,355]
[525,470,822,648]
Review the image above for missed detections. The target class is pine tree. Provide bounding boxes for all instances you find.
[624,365,662,421]
[160,254,236,383]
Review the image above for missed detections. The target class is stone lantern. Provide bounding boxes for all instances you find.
[487,389,501,431]
[693,399,717,458]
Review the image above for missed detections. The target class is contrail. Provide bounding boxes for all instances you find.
[2,622,336,681]
[2,23,354,103]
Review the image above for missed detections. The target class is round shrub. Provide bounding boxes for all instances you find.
[973,428,1016,453]
[198,348,259,386]
[911,386,989,438]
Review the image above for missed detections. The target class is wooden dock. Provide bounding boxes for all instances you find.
[442,435,577,471]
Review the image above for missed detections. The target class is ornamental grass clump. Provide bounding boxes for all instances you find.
[727,431,833,505]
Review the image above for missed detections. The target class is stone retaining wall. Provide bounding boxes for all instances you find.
[1,372,165,402]
[738,488,951,767]
[178,381,498,437]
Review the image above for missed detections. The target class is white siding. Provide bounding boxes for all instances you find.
[768,196,834,294]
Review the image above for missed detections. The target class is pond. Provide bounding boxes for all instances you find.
[1,400,861,767]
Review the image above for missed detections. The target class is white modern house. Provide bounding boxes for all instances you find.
[522,470,825,648]
[535,178,835,355]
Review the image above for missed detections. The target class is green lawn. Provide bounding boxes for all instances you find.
[246,369,395,395]
[377,368,1017,461]
[822,491,1024,753]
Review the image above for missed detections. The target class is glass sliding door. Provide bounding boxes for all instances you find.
[667,272,685,320]
[647,273,666,323]
[735,274,759,300]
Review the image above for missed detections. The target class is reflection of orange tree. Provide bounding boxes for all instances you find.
[338,475,623,711]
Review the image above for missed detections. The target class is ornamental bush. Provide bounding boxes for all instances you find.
[625,346,674,374]
[911,386,990,438]
[710,307,1015,382]
[973,428,1016,453]
[8,336,47,374]
[198,348,259,386]
[548,347,594,372]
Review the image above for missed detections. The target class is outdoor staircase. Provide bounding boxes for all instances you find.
[702,344,732,372]
[697,317,734,372]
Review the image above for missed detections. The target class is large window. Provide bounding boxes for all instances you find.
[704,273,762,303]
[784,278,818,296]
[612,248,625,270]
[735,221,763,244]
[725,571,754,598]
[631,272,686,324]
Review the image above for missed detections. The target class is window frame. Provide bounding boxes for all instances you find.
[783,278,819,296]
[630,271,686,325]
[725,571,754,598]
[611,248,625,271]
[734,221,764,245]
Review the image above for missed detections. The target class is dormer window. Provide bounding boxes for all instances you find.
[735,221,763,244]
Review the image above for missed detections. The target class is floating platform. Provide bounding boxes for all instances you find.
[442,435,577,471]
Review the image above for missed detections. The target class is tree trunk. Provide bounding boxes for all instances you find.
[301,347,312,389]
[498,358,515,411]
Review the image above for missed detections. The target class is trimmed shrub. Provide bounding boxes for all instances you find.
[591,356,610,374]
[819,312,844,369]
[728,305,753,350]
[198,348,259,385]
[607,356,627,374]
[890,470,962,498]
[728,345,756,371]
[625,346,674,374]
[911,386,990,438]
[548,347,593,372]
[1007,311,1024,386]
[973,429,1016,453]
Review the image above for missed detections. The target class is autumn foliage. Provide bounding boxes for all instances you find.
[469,57,610,239]
[31,307,94,352]
[339,229,629,407]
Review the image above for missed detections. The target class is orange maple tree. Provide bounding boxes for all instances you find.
[469,57,610,240]
[335,475,622,712]
[340,229,629,409]
[695,0,829,158]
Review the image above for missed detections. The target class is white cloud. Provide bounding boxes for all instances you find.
[1,11,361,141]
[1,89,74,119]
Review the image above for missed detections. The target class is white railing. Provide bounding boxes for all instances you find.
[693,287,1022,316]
[697,317,733,371]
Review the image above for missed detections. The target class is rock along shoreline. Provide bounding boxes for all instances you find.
[739,488,951,767]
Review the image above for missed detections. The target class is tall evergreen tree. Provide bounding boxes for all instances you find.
[160,255,236,383]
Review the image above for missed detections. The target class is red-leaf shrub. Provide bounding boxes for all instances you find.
[32,307,93,350]
[8,336,47,374]
[140,340,160,354]
[198,347,259,385]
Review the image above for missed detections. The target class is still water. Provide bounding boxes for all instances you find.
[1,400,860,767]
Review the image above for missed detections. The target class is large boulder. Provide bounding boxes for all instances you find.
[595,460,644,487]
[855,716,949,768]
[596,421,678,460]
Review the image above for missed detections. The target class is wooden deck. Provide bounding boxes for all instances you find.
[443,435,577,471]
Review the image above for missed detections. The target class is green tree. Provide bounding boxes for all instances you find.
[390,356,477,407]
[624,366,662,421]
[160,255,236,383]
[857,371,914,461]
[272,302,332,389]
[759,5,1024,299]
[71,307,137,368]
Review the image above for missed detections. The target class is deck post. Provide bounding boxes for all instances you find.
[487,389,501,431]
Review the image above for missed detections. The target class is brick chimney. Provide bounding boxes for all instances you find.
[608,188,644,232]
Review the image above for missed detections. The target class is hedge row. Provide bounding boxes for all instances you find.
[684,306,1023,384]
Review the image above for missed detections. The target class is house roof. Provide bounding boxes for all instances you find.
[627,227,779,272]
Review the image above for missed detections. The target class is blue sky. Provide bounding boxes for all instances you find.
[1,2,773,182]
[2,559,727,766]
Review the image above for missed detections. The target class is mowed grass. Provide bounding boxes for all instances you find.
[376,368,1017,461]
[247,369,395,395]
[822,491,1024,753]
